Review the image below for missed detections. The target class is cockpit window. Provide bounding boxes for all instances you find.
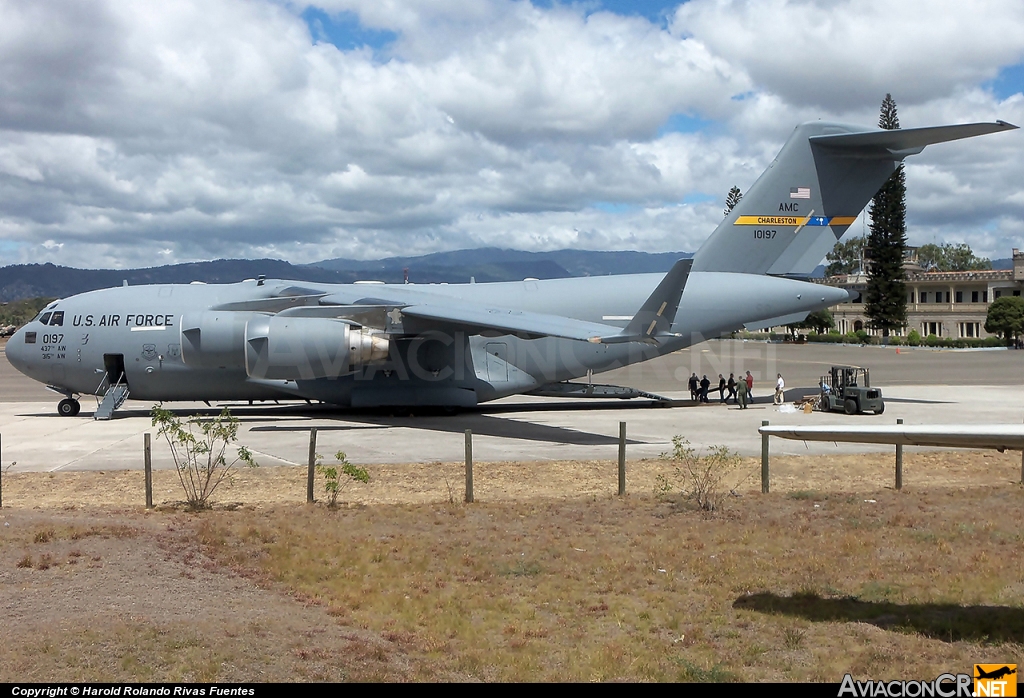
[39,312,52,325]
[49,311,64,326]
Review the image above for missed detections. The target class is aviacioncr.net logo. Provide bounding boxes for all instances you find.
[838,673,973,697]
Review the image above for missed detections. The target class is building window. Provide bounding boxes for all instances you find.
[920,292,928,303]
[995,290,1002,299]
[955,291,963,303]
[1015,290,1021,297]
[972,291,979,303]
[923,322,941,337]
[984,291,988,302]
[959,322,979,338]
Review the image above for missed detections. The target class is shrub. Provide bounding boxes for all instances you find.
[907,329,922,346]
[317,450,370,508]
[660,436,747,513]
[151,406,257,509]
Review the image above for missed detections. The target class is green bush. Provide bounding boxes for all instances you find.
[151,406,257,509]
[907,329,922,346]
[924,333,940,347]
[317,450,370,508]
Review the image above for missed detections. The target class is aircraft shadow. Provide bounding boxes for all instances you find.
[733,591,1024,643]
[250,411,647,447]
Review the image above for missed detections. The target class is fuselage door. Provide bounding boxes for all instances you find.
[104,353,127,386]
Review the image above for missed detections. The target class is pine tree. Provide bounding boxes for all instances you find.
[864,94,907,338]
[724,186,742,217]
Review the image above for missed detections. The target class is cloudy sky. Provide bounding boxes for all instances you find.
[1,0,1022,269]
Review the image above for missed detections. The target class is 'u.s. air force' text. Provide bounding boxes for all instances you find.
[72,314,175,328]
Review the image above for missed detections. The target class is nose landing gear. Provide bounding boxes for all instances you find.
[57,398,81,417]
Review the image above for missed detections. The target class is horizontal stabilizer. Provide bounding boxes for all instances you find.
[809,121,1018,157]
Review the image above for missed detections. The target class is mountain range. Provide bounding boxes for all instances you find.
[0,248,1007,302]
[0,248,691,301]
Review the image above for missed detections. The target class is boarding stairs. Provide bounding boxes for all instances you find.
[94,376,130,420]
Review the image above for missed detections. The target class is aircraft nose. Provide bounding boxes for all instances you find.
[5,326,30,374]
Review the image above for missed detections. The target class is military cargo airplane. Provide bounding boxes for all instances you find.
[6,119,1016,418]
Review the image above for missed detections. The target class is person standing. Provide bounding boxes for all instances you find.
[700,375,711,403]
[688,373,699,401]
[727,373,737,404]
[745,371,754,403]
[774,373,786,405]
[737,376,748,409]
[718,374,727,403]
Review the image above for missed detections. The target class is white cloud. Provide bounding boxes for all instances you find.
[0,0,1019,270]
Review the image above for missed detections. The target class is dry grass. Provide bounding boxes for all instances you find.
[2,449,1020,508]
[194,485,1024,681]
[0,451,1022,682]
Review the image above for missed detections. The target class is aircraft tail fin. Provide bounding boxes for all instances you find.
[690,120,1017,276]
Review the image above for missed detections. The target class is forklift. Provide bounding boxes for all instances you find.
[819,365,884,415]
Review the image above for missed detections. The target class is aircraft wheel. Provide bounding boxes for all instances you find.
[875,402,885,415]
[844,398,858,415]
[58,398,80,417]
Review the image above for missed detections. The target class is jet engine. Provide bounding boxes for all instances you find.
[244,315,389,380]
[180,311,249,370]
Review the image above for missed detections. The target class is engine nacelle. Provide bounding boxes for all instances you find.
[245,316,389,380]
[180,311,249,370]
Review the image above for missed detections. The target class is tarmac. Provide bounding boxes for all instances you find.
[1,339,1022,473]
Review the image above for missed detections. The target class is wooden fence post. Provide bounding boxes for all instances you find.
[465,429,474,503]
[761,420,770,493]
[144,432,153,509]
[307,428,317,503]
[618,421,626,496]
[895,418,904,491]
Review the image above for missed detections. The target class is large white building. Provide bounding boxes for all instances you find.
[817,248,1024,338]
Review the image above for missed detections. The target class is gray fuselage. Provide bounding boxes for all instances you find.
[7,271,848,407]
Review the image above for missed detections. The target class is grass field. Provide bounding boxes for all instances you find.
[0,451,1022,682]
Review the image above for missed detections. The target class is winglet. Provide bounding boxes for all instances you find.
[597,258,692,344]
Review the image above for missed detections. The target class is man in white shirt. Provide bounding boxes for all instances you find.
[774,373,785,405]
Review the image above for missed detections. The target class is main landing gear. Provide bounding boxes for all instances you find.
[58,398,81,417]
